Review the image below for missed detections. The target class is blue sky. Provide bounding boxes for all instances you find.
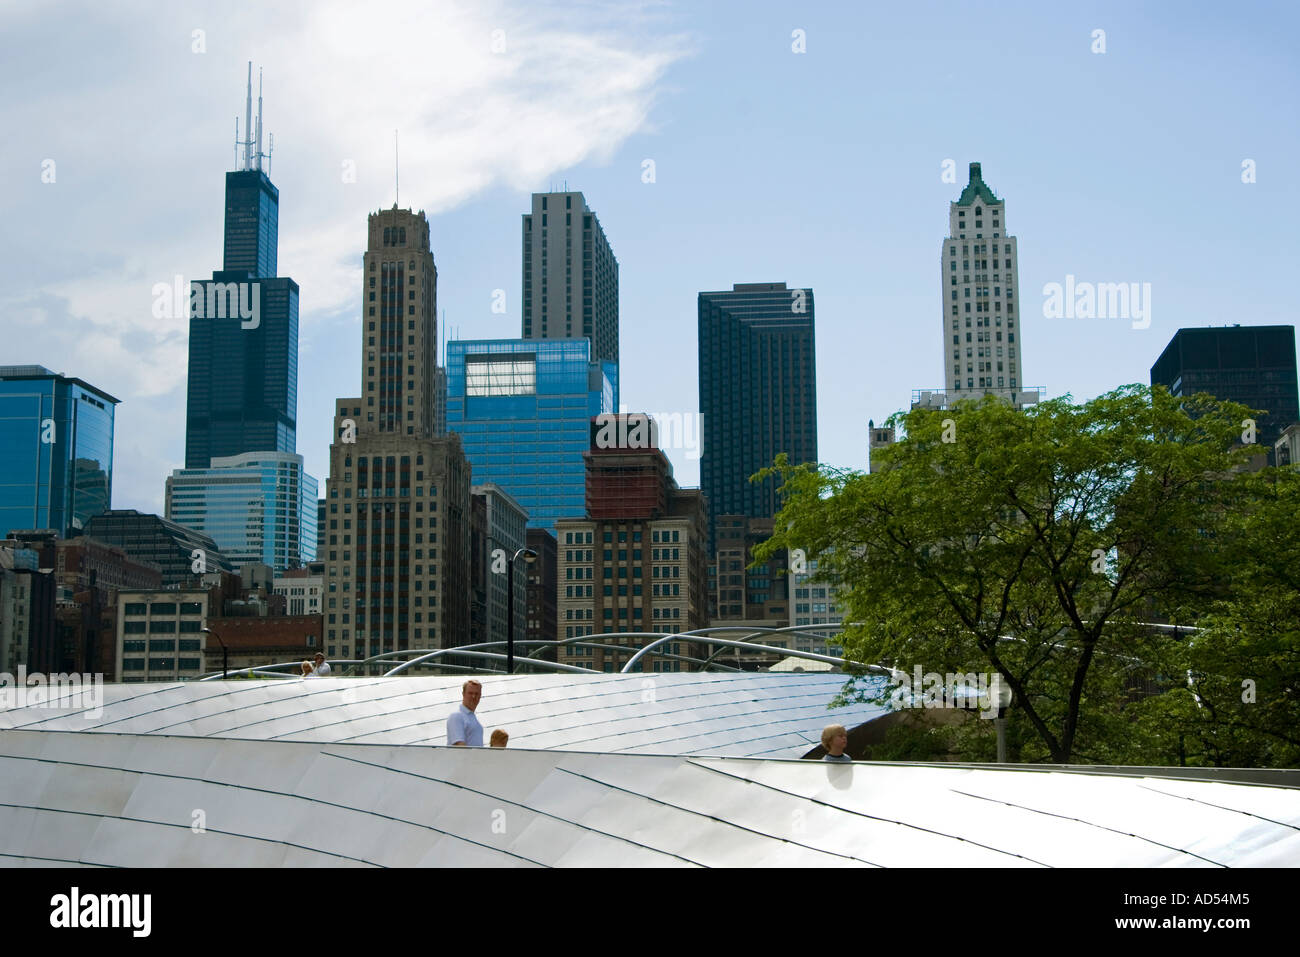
[2,0,1296,509]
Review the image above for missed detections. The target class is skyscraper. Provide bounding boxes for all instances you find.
[184,66,298,469]
[1151,325,1299,462]
[175,65,317,578]
[165,451,317,572]
[359,208,439,436]
[0,365,118,539]
[223,168,279,278]
[521,191,619,388]
[444,338,617,533]
[939,162,1026,405]
[322,208,472,660]
[697,282,818,553]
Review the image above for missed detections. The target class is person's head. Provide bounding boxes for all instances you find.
[490,729,508,748]
[821,724,848,755]
[314,653,325,666]
[301,661,313,675]
[462,679,482,711]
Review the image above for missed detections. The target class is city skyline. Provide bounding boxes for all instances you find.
[3,1,1297,517]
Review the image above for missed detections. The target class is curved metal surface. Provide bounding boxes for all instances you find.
[0,728,1294,867]
[0,672,889,758]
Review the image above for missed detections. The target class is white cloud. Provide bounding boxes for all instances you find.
[0,0,689,516]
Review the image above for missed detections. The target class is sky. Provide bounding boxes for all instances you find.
[2,0,1297,513]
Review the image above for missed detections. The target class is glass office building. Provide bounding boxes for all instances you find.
[82,509,232,586]
[698,283,818,552]
[445,339,616,533]
[1151,325,1299,463]
[223,168,279,278]
[185,273,299,469]
[185,166,299,470]
[165,451,317,572]
[0,366,118,539]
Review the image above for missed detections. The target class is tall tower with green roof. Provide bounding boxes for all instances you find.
[940,162,1027,406]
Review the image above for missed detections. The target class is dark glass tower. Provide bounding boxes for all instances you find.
[184,267,298,468]
[1151,325,1298,462]
[0,366,118,539]
[698,283,818,552]
[184,141,298,468]
[223,169,278,277]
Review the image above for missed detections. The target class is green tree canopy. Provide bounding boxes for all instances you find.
[755,385,1276,764]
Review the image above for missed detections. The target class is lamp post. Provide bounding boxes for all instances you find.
[505,547,538,674]
[988,673,1013,763]
[201,627,228,680]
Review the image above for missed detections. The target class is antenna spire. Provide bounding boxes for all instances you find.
[243,61,253,170]
[395,130,400,208]
[255,67,264,171]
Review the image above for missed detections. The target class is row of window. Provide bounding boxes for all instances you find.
[122,639,203,652]
[121,658,202,671]
[950,242,1007,256]
[954,377,1018,390]
[123,620,203,634]
[123,602,203,616]
[560,580,684,603]
[955,285,1015,300]
[793,587,831,599]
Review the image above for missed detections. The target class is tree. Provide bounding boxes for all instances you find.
[1129,466,1300,767]
[754,385,1262,764]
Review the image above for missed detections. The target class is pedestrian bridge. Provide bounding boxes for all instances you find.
[1,672,1296,867]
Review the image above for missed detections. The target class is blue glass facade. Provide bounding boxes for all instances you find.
[446,339,615,532]
[165,451,317,572]
[0,366,118,539]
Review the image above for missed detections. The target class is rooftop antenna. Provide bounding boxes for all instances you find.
[254,67,263,171]
[395,129,400,208]
[242,61,253,169]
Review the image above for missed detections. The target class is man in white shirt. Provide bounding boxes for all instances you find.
[312,653,331,676]
[446,679,484,747]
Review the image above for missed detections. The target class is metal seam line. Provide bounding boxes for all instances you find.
[1134,783,1300,832]
[0,750,548,867]
[685,760,1052,867]
[320,750,704,867]
[0,800,380,867]
[554,765,882,866]
[947,787,1227,867]
[0,851,115,867]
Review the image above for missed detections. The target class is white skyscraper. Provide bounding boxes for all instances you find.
[928,162,1035,410]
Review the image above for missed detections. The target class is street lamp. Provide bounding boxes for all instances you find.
[506,547,538,674]
[201,627,228,680]
[985,673,1013,763]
